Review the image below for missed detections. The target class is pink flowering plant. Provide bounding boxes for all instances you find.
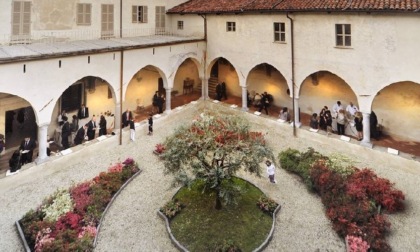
[256,195,279,215]
[19,158,140,251]
[346,235,370,252]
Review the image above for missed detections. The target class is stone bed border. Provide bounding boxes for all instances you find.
[157,178,282,252]
[15,169,143,251]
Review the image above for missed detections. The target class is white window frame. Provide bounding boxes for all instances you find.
[77,3,91,26]
[177,20,184,30]
[226,22,236,32]
[132,5,148,23]
[273,22,285,42]
[335,24,351,47]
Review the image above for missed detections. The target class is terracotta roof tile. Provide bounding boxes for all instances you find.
[168,0,420,14]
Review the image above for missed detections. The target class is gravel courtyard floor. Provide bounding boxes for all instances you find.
[0,100,419,251]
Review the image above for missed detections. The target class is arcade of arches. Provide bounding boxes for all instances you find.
[1,60,420,175]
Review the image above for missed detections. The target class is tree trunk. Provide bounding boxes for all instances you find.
[215,186,222,210]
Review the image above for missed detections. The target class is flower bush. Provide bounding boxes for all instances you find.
[159,199,184,219]
[256,195,279,215]
[19,158,140,251]
[279,148,405,252]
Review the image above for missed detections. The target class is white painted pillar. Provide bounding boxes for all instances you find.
[201,77,209,100]
[241,86,248,111]
[35,124,49,164]
[165,88,172,113]
[114,103,121,129]
[293,98,301,127]
[361,112,372,148]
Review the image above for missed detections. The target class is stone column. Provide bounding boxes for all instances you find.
[35,124,49,164]
[241,86,249,111]
[114,102,121,129]
[165,88,172,113]
[201,77,209,100]
[293,98,301,127]
[361,112,373,148]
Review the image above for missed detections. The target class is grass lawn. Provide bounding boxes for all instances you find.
[170,177,274,251]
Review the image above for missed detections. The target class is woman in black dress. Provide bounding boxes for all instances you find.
[99,115,107,136]
[354,112,363,141]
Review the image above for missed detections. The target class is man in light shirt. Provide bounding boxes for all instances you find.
[332,101,343,116]
[346,102,359,116]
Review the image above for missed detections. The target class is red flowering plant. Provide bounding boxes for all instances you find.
[19,158,140,251]
[279,148,405,252]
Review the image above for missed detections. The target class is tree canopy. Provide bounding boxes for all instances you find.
[161,112,275,209]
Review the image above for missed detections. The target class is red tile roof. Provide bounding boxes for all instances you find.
[168,0,420,14]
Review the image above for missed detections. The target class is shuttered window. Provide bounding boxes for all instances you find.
[11,1,31,42]
[155,6,165,33]
[77,3,91,25]
[101,4,114,38]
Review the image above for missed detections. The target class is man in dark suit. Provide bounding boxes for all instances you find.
[86,116,97,140]
[19,136,36,165]
[122,109,133,127]
[74,124,87,146]
[61,116,71,150]
[77,104,89,119]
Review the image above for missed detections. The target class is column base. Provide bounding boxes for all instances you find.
[241,107,249,112]
[164,109,172,115]
[35,156,50,165]
[360,141,373,149]
[291,122,302,128]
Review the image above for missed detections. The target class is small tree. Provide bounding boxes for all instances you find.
[162,113,275,209]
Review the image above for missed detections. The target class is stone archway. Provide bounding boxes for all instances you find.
[207,57,241,105]
[172,58,201,106]
[126,65,168,119]
[372,81,420,143]
[246,63,291,111]
[299,71,357,123]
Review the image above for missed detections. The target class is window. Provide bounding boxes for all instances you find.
[11,1,31,42]
[77,3,91,25]
[132,6,148,23]
[177,21,184,30]
[155,6,166,32]
[274,22,285,42]
[101,4,114,38]
[226,22,236,32]
[336,24,351,47]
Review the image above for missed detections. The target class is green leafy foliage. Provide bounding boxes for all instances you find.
[162,113,275,209]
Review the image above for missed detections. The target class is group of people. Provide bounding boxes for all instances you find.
[8,136,37,173]
[308,101,379,141]
[152,91,165,114]
[59,104,108,150]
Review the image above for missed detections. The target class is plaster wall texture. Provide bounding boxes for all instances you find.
[173,58,201,94]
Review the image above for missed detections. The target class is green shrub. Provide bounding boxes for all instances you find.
[278,148,326,189]
[159,199,184,219]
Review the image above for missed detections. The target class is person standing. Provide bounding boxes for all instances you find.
[61,116,71,150]
[99,115,107,136]
[152,91,159,113]
[336,109,346,135]
[221,82,227,100]
[258,92,270,115]
[148,113,153,136]
[129,118,136,142]
[215,83,222,101]
[266,160,276,184]
[157,94,165,114]
[86,116,97,140]
[19,136,36,165]
[74,125,87,146]
[77,104,89,119]
[0,135,5,155]
[354,112,363,141]
[122,109,133,128]
[17,108,25,129]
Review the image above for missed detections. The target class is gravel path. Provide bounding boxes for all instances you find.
[0,101,419,251]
